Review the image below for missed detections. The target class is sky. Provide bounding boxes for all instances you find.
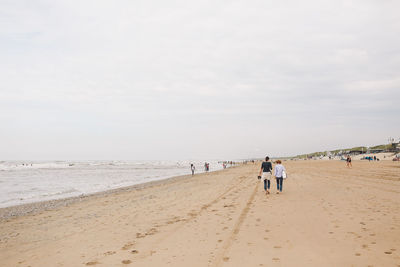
[1,0,399,160]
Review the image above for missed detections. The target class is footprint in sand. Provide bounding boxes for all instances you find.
[188,211,197,217]
[355,253,361,256]
[122,243,135,250]
[136,233,146,238]
[104,251,116,255]
[131,250,139,254]
[362,244,368,249]
[146,228,158,236]
[85,261,99,266]
[218,240,223,243]
[273,246,281,249]
[122,260,132,264]
[272,258,280,261]
[384,251,392,255]
[223,257,230,262]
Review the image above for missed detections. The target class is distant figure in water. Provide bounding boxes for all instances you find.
[191,164,195,176]
[204,162,209,172]
[346,155,352,168]
[258,156,272,194]
[274,160,286,194]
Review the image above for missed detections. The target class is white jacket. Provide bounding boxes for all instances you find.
[274,164,286,178]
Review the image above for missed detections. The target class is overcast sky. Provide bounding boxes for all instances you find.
[1,0,399,160]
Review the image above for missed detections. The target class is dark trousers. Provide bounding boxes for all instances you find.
[264,179,270,190]
[276,177,283,192]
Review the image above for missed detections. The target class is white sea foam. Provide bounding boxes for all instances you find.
[0,160,227,208]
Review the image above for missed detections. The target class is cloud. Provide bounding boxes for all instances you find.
[1,0,399,159]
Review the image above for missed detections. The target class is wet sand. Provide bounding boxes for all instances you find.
[1,160,399,266]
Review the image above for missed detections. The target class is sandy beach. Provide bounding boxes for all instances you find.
[1,160,399,266]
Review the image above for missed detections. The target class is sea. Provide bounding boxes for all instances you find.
[0,160,226,208]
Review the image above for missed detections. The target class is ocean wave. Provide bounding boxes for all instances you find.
[39,188,80,197]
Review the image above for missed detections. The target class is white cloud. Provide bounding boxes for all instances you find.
[1,0,399,159]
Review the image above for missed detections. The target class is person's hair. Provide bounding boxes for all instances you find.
[276,160,282,164]
[265,156,269,161]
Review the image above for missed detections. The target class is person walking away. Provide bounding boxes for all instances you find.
[258,156,272,194]
[191,164,195,176]
[346,155,352,168]
[274,160,286,194]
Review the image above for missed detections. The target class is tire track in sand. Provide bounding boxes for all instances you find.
[211,179,260,267]
[129,173,251,261]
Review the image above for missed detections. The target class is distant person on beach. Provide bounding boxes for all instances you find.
[191,164,195,176]
[258,156,272,194]
[346,155,352,168]
[274,160,286,194]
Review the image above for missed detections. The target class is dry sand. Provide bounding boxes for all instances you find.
[1,160,399,266]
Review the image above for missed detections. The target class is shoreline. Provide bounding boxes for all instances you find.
[0,167,231,221]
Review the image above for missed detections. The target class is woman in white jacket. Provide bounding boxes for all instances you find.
[274,160,286,194]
